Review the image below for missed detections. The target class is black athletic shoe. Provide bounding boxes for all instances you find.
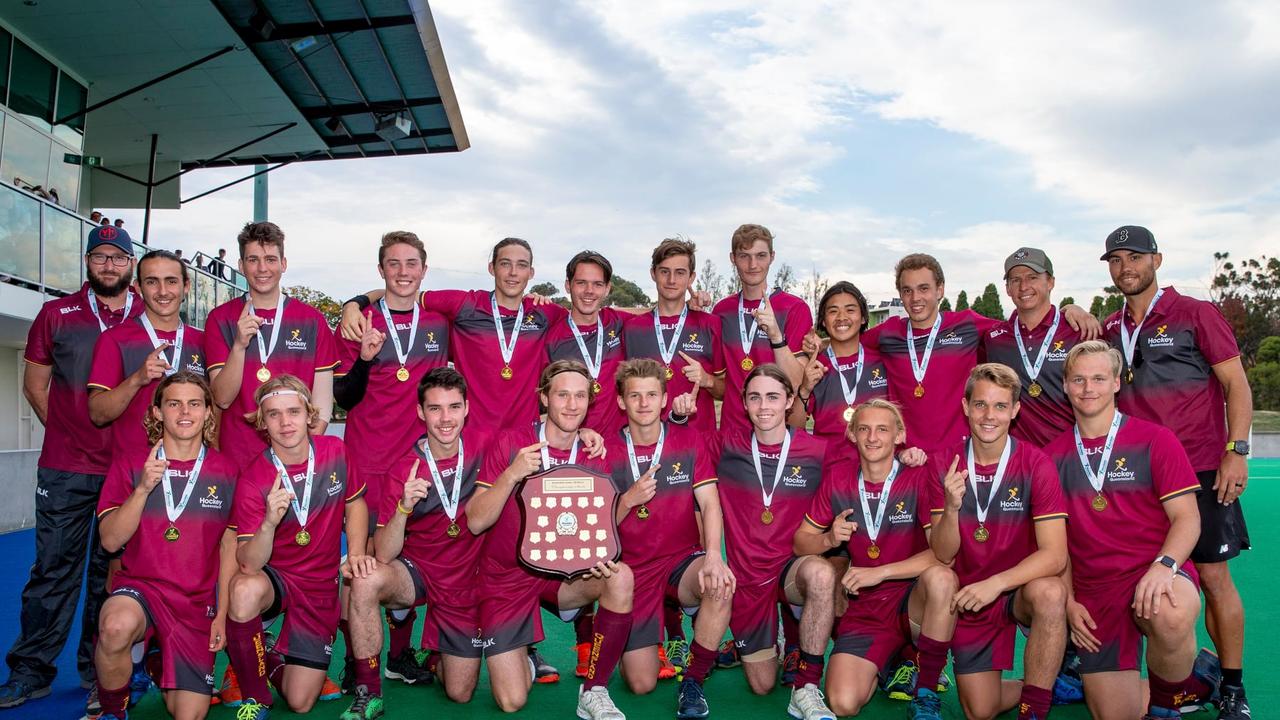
[384,647,434,685]
[340,657,357,695]
[676,678,710,720]
[1216,684,1251,720]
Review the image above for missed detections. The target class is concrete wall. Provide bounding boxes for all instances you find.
[1253,432,1280,460]
[0,450,38,533]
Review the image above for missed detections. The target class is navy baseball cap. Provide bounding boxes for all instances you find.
[86,225,134,256]
[1100,225,1158,260]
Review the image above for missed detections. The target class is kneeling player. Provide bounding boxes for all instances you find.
[225,375,373,719]
[1046,342,1218,720]
[794,399,958,719]
[467,360,632,719]
[94,372,237,720]
[604,359,733,718]
[345,368,485,718]
[716,365,836,720]
[929,364,1068,720]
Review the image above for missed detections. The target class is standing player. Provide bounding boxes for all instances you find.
[89,249,207,459]
[205,222,340,470]
[1101,226,1253,717]
[603,359,733,718]
[928,364,1069,720]
[333,231,449,687]
[712,224,812,438]
[466,361,631,719]
[980,249,1081,448]
[223,376,372,719]
[92,372,237,720]
[1,226,142,710]
[793,399,958,719]
[1045,341,1219,719]
[545,251,629,436]
[344,368,485,719]
[716,364,836,720]
[624,238,725,434]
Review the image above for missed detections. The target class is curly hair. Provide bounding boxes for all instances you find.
[144,371,218,447]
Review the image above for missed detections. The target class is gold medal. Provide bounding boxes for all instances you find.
[592,381,602,395]
[396,366,410,382]
[1028,382,1042,398]
[665,366,674,380]
[637,505,650,520]
[1125,368,1134,383]
[913,383,925,398]
[842,406,855,423]
[256,366,271,383]
[1092,493,1108,512]
[500,365,513,380]
[295,530,311,546]
[761,508,774,525]
[164,525,180,542]
[973,525,990,543]
[446,522,461,538]
[866,544,880,560]
[741,357,754,372]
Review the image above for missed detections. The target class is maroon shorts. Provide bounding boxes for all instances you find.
[398,557,482,658]
[1076,566,1200,674]
[477,565,577,657]
[262,566,339,669]
[729,557,801,657]
[831,579,915,671]
[627,551,703,651]
[952,591,1020,675]
[111,581,217,695]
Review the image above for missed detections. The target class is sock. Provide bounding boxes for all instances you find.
[1222,667,1242,688]
[355,656,382,696]
[780,604,800,650]
[265,651,286,689]
[792,650,825,689]
[339,619,355,661]
[387,608,417,658]
[583,607,633,690]
[225,617,272,705]
[97,682,130,718]
[663,602,686,642]
[1018,684,1052,718]
[1149,668,1214,712]
[575,607,596,645]
[914,634,949,698]
[684,640,717,684]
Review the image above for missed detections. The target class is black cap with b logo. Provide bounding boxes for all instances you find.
[1100,225,1158,260]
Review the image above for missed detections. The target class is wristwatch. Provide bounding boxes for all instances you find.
[1227,440,1250,457]
[1153,554,1178,573]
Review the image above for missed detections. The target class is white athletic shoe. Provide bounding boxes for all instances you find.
[576,685,625,720]
[787,683,835,720]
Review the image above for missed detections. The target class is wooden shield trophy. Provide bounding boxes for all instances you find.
[517,464,621,580]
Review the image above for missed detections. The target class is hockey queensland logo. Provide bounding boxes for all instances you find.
[1146,324,1175,348]
[886,497,913,526]
[284,327,309,351]
[999,485,1026,513]
[679,330,708,355]
[1106,456,1137,483]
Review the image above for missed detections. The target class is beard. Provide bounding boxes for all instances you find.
[88,267,134,297]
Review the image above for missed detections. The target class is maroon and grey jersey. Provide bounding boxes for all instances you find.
[804,347,890,446]
[1044,415,1199,592]
[924,439,1068,587]
[622,309,724,434]
[712,291,814,438]
[97,446,237,607]
[1103,287,1239,471]
[545,308,628,436]
[981,310,1080,447]
[862,310,997,451]
[88,319,207,461]
[715,427,826,587]
[205,295,340,469]
[24,283,143,474]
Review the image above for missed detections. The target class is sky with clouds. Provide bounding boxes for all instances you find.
[121,0,1280,310]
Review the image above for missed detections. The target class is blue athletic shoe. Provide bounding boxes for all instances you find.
[1141,708,1180,719]
[0,679,51,709]
[880,660,917,701]
[676,678,709,719]
[235,698,271,720]
[909,688,943,720]
[714,640,740,669]
[128,657,155,706]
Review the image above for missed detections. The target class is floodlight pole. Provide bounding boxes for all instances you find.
[142,134,158,246]
[254,165,268,221]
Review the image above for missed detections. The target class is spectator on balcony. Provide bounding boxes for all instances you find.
[113,219,124,229]
[90,211,103,224]
[207,248,230,281]
[175,249,191,265]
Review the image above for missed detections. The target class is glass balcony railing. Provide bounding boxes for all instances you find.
[0,182,244,329]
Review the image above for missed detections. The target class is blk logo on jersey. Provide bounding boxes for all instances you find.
[60,305,82,314]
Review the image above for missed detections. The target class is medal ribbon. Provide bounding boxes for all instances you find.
[1012,306,1061,384]
[380,298,419,369]
[826,345,864,407]
[653,306,688,368]
[1073,412,1124,496]
[907,312,943,386]
[422,436,464,522]
[139,313,185,376]
[248,292,287,368]
[966,438,1013,527]
[751,429,792,511]
[158,445,205,525]
[86,288,134,332]
[538,421,580,469]
[270,443,316,528]
[858,459,899,545]
[737,292,761,358]
[490,292,523,369]
[568,315,604,380]
[624,425,665,483]
[1119,288,1164,370]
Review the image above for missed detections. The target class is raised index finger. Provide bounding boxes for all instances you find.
[150,441,163,461]
[409,458,420,482]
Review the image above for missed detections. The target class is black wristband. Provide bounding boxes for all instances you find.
[769,338,787,349]
[347,294,371,311]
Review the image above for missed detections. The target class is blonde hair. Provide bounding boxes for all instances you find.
[965,362,1022,404]
[614,358,667,396]
[849,398,905,434]
[1064,340,1122,379]
[244,374,319,430]
[730,224,774,254]
[145,371,218,447]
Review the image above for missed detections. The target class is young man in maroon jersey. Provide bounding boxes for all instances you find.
[1045,341,1220,720]
[623,238,725,435]
[344,368,485,719]
[602,359,732,718]
[1,225,142,711]
[333,231,449,688]
[714,364,836,720]
[793,399,958,719]
[223,375,373,720]
[90,249,207,459]
[466,360,629,719]
[1100,226,1253,717]
[205,222,340,471]
[92,372,238,720]
[928,364,1069,720]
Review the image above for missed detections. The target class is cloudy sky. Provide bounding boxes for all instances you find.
[122,1,1280,310]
